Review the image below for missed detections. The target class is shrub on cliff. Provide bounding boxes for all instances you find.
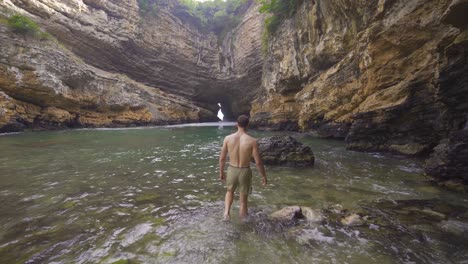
[257,0,302,54]
[6,14,50,40]
[7,14,40,34]
[179,0,248,41]
[138,0,159,15]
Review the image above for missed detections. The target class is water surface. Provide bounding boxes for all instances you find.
[0,124,467,263]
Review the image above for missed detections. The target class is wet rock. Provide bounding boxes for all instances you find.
[364,199,467,225]
[425,128,468,190]
[316,123,351,139]
[327,204,344,214]
[257,136,314,166]
[439,220,468,236]
[270,206,303,221]
[340,213,365,227]
[300,207,324,223]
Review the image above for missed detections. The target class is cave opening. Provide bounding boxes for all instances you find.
[217,103,224,121]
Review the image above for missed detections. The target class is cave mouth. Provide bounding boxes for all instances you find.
[218,99,235,121]
[217,103,224,121]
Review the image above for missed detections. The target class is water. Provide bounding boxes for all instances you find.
[0,124,467,263]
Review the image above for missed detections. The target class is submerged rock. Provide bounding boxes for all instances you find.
[340,213,365,227]
[257,136,314,166]
[270,206,324,223]
[300,207,324,223]
[270,206,303,221]
[425,128,468,190]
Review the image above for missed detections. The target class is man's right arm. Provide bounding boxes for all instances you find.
[252,140,267,185]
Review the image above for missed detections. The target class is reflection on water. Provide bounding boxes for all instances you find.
[0,125,467,263]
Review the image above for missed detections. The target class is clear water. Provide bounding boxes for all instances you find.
[0,124,467,263]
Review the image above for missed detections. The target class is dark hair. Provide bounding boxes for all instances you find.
[237,115,249,128]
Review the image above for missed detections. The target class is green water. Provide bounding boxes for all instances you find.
[0,124,467,264]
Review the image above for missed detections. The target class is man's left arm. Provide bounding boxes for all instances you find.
[219,138,228,181]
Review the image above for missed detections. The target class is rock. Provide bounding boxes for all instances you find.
[257,136,315,166]
[439,220,468,235]
[248,0,468,169]
[442,0,468,29]
[270,206,303,221]
[340,213,365,227]
[327,204,344,214]
[425,128,468,188]
[300,207,324,223]
[363,199,467,225]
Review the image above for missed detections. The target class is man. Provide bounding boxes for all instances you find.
[219,115,267,221]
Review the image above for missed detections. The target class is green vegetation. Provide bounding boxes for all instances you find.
[7,14,40,34]
[136,0,249,42]
[137,0,159,16]
[257,0,303,54]
[6,14,51,40]
[179,0,249,40]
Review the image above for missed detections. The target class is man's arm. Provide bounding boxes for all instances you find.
[252,140,267,185]
[219,137,228,181]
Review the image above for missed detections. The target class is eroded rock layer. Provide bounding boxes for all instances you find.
[250,0,467,184]
[0,0,264,130]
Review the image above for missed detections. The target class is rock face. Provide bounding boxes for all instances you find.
[0,0,265,131]
[250,0,468,183]
[425,128,468,189]
[257,136,315,166]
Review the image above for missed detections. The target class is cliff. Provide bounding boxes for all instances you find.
[250,0,467,186]
[0,0,264,131]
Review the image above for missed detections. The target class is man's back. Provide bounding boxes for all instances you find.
[219,115,267,220]
[225,132,255,167]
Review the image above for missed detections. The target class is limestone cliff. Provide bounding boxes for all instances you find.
[0,0,264,131]
[250,0,467,185]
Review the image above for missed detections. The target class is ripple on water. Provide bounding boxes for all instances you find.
[20,194,45,202]
[120,223,153,248]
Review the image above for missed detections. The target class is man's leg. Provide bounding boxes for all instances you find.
[239,193,248,219]
[224,189,234,220]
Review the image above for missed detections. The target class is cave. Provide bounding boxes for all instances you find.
[217,103,224,121]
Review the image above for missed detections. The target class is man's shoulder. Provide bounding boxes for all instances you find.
[244,134,258,143]
[224,133,236,140]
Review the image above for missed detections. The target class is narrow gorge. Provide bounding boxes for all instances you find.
[0,0,467,186]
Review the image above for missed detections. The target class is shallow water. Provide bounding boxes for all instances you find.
[0,123,467,263]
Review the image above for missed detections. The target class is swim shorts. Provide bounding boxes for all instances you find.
[226,166,252,194]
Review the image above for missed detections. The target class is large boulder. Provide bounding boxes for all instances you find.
[425,128,468,191]
[257,136,314,166]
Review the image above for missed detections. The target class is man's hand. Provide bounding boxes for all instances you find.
[262,177,267,186]
[219,173,226,182]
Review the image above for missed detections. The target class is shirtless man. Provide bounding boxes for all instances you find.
[219,115,267,220]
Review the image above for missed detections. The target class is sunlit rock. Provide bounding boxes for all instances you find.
[340,213,365,227]
[270,206,303,221]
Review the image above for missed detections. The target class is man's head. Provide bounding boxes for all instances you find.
[237,115,249,129]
